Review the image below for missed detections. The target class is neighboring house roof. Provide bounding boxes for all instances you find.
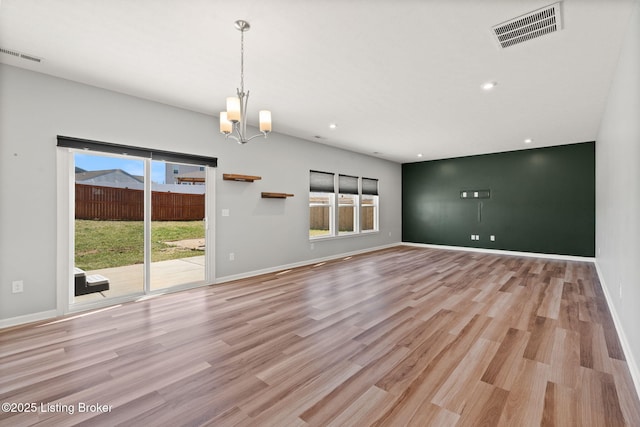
[76,169,144,183]
[176,171,205,183]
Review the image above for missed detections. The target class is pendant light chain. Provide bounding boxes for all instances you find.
[239,27,245,94]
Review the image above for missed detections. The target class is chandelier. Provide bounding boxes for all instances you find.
[219,20,271,144]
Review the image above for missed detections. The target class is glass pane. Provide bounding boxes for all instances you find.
[150,161,206,291]
[73,153,145,302]
[310,192,333,238]
[362,195,378,231]
[338,194,357,234]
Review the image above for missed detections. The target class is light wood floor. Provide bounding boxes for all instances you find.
[1,246,639,426]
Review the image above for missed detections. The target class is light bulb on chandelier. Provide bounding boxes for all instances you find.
[219,20,272,144]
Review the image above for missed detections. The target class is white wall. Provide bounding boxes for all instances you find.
[0,64,401,323]
[595,0,640,390]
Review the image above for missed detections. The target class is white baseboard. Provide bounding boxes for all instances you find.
[402,242,596,263]
[216,242,402,284]
[0,309,59,330]
[594,260,640,400]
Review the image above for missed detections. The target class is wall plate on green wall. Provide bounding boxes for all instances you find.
[460,189,490,199]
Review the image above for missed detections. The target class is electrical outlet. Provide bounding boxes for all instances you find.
[490,235,495,241]
[12,280,24,294]
[229,253,235,261]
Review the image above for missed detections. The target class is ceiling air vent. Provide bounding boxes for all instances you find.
[0,47,42,63]
[492,2,563,49]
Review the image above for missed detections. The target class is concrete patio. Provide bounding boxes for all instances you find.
[74,255,206,303]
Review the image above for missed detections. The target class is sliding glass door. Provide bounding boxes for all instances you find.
[150,160,206,291]
[73,152,146,302]
[69,151,211,306]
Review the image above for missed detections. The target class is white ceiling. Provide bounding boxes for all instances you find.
[0,0,636,163]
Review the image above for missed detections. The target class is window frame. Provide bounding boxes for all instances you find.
[361,177,379,233]
[309,171,336,239]
[309,171,379,240]
[337,174,359,236]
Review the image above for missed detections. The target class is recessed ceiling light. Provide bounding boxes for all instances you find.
[524,138,533,144]
[481,81,497,91]
[329,123,337,129]
[417,153,423,157]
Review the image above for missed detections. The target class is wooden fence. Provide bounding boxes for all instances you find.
[310,206,374,231]
[75,183,204,221]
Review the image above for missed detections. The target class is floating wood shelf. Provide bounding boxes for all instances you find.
[223,173,262,182]
[261,192,294,199]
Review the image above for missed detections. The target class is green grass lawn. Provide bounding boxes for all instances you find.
[75,220,205,270]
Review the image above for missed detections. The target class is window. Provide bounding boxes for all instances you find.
[309,171,335,238]
[361,178,379,232]
[309,170,379,239]
[338,175,358,235]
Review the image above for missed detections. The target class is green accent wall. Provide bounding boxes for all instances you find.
[402,142,595,256]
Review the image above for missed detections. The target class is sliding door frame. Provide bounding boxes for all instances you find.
[56,139,216,315]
